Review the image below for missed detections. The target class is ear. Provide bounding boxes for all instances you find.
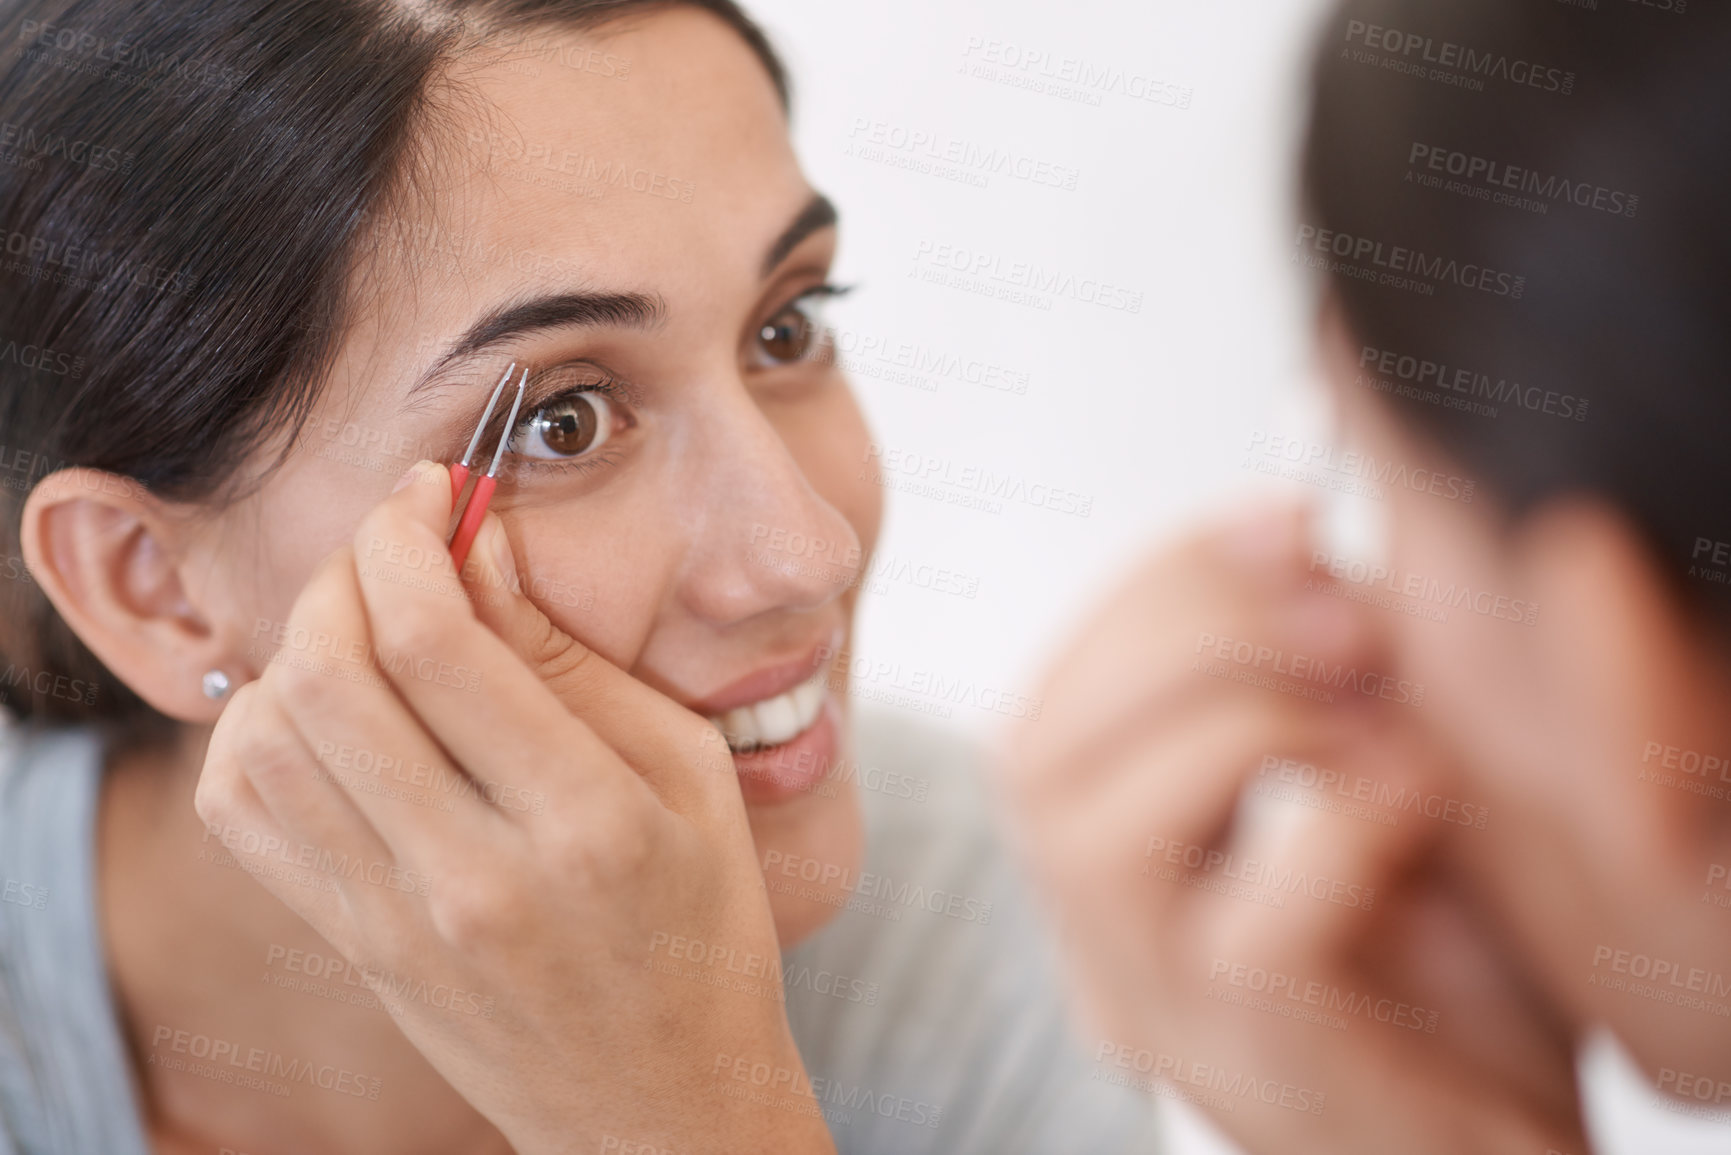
[1512,498,1731,869]
[19,468,240,724]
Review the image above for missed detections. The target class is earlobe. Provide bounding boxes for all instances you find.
[19,468,235,723]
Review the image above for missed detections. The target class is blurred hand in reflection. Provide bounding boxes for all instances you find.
[996,500,1589,1155]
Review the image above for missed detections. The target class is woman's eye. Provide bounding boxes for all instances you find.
[507,391,613,460]
[754,297,827,366]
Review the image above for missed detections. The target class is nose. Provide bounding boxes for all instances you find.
[672,395,864,627]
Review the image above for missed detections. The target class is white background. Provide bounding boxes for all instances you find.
[746,1,1731,1152]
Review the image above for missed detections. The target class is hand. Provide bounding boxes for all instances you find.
[995,500,1589,1155]
[195,460,834,1155]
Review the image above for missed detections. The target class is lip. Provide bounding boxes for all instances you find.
[683,626,843,717]
[733,695,842,806]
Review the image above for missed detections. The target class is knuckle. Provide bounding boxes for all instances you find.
[544,807,656,886]
[371,596,456,664]
[272,641,354,712]
[237,718,310,796]
[426,871,518,949]
[529,622,597,696]
[192,760,238,827]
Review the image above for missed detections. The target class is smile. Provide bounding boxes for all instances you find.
[707,669,829,754]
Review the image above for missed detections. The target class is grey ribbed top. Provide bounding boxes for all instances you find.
[0,712,1161,1154]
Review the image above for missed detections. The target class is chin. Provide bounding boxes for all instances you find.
[739,704,865,949]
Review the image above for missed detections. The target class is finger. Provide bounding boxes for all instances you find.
[230,675,422,950]
[194,681,354,950]
[1030,694,1357,969]
[269,540,515,870]
[1005,500,1374,806]
[461,507,735,812]
[1363,874,1583,1125]
[356,462,715,818]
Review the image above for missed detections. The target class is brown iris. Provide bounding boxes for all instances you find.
[758,303,818,363]
[527,394,602,457]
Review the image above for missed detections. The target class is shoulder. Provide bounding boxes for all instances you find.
[0,719,149,1155]
[783,708,1162,1155]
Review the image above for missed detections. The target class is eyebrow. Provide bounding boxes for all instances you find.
[405,191,840,402]
[764,193,837,277]
[405,291,664,402]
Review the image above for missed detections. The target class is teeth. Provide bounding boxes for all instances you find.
[709,669,828,754]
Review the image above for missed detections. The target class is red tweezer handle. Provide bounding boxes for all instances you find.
[449,462,470,503]
[448,474,496,572]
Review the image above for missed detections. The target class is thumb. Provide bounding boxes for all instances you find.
[460,511,735,798]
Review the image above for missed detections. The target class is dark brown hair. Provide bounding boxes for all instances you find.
[0,0,787,738]
[1303,0,1731,610]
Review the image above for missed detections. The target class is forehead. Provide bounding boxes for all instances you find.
[370,6,803,344]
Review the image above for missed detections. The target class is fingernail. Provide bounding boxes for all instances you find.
[391,460,432,494]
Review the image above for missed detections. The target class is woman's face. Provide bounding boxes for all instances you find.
[189,9,879,946]
[1321,310,1731,1082]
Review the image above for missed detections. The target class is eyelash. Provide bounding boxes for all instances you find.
[494,282,855,478]
[756,282,853,366]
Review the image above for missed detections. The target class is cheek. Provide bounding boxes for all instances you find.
[225,470,383,661]
[510,496,674,669]
[786,380,883,561]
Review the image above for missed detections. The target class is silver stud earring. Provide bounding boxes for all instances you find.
[201,669,231,700]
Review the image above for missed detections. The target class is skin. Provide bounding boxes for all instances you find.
[999,299,1731,1153]
[19,9,878,1154]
